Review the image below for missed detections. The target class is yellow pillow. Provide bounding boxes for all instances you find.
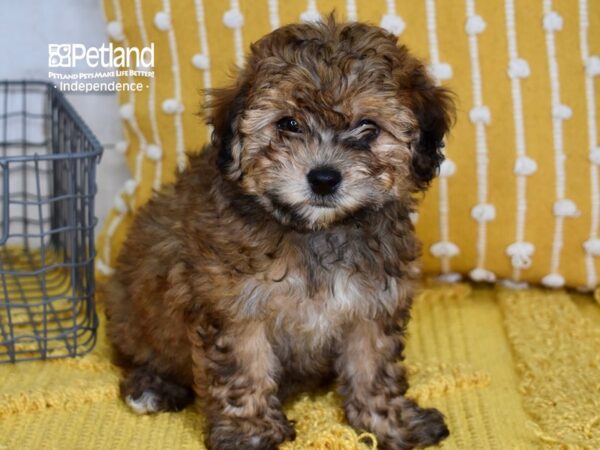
[98,0,600,290]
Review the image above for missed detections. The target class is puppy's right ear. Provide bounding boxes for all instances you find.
[206,81,249,178]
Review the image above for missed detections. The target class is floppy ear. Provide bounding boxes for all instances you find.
[206,80,250,178]
[407,66,455,190]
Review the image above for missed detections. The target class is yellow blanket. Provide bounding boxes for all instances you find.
[1,284,599,449]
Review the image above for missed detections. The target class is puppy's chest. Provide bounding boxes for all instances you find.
[236,231,400,345]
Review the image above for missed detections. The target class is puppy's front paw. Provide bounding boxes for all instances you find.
[401,405,448,449]
[382,398,449,450]
[207,412,296,450]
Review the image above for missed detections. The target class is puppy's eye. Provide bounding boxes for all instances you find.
[277,117,302,133]
[355,119,380,141]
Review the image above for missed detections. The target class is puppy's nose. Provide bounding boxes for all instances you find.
[307,167,342,196]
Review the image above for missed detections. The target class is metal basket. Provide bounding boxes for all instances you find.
[0,81,102,363]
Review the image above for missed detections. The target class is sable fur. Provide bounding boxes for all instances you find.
[105,16,454,450]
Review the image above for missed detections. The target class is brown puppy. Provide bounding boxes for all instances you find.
[105,16,454,450]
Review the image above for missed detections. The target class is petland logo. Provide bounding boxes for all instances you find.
[48,43,154,69]
[48,43,155,93]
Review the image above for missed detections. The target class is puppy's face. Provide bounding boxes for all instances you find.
[209,19,453,230]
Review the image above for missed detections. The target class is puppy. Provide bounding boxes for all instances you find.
[105,16,454,450]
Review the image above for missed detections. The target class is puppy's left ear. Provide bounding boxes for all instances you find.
[406,65,455,190]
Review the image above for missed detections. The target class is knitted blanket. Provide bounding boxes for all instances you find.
[1,284,599,449]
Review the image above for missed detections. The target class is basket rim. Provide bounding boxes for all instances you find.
[0,79,104,163]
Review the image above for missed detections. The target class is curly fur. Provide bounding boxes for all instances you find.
[105,16,454,450]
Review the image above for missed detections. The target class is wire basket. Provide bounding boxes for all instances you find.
[0,81,102,363]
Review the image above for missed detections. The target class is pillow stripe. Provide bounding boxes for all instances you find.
[379,0,405,36]
[425,0,459,281]
[346,0,358,22]
[301,0,321,23]
[133,0,163,192]
[580,0,600,289]
[504,0,534,286]
[101,213,124,276]
[97,0,146,276]
[465,0,495,283]
[193,0,213,142]
[111,0,148,199]
[541,1,575,288]
[268,0,281,30]
[224,0,245,69]
[158,0,187,173]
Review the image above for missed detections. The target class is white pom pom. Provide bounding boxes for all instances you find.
[465,15,486,35]
[513,156,538,176]
[506,242,535,269]
[500,279,529,290]
[300,9,322,23]
[430,241,460,258]
[506,242,535,257]
[106,21,125,41]
[119,103,134,120]
[115,141,128,154]
[586,56,600,76]
[124,179,138,195]
[552,104,572,120]
[471,204,496,222]
[223,9,244,28]
[583,238,600,256]
[437,272,462,283]
[429,62,453,81]
[543,11,563,31]
[469,268,496,283]
[146,144,163,161]
[191,53,210,70]
[553,199,580,217]
[380,14,406,36]
[409,212,419,224]
[508,58,530,79]
[114,194,129,214]
[439,159,456,177]
[161,98,184,114]
[541,273,565,288]
[96,259,115,276]
[469,105,491,124]
[589,147,600,165]
[154,11,171,31]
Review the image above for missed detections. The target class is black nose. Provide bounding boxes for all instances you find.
[307,167,342,196]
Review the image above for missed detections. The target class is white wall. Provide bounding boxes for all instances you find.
[0,0,129,229]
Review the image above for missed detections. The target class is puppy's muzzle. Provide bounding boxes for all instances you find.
[307,167,342,196]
